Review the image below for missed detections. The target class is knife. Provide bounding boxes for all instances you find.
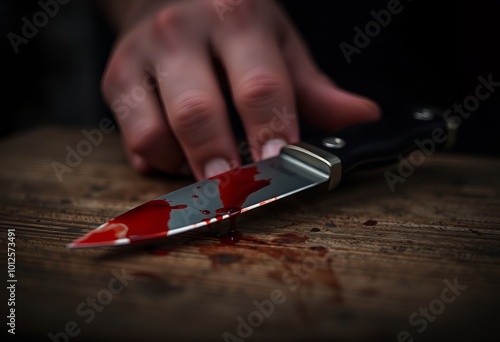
[68,107,457,249]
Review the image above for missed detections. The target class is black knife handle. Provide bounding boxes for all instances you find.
[308,107,457,175]
[282,107,458,190]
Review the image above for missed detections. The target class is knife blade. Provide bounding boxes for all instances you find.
[68,107,457,249]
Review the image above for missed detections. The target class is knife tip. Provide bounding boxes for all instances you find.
[66,237,132,249]
[66,242,79,249]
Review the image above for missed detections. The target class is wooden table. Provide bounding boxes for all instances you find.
[1,126,499,341]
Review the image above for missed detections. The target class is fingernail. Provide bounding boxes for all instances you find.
[261,138,287,160]
[204,158,231,178]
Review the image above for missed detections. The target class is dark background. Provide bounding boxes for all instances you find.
[2,0,499,155]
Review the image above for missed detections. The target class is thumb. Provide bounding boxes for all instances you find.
[296,73,381,131]
[276,6,381,131]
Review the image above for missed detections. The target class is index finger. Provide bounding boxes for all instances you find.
[213,30,299,161]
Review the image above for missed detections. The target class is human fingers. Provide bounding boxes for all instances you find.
[211,3,299,161]
[277,3,381,130]
[101,50,185,175]
[152,7,240,179]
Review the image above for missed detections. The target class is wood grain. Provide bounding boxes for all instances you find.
[1,126,499,341]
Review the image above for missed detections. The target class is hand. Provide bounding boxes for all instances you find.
[101,0,380,180]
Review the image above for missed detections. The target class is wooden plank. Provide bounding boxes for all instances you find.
[1,126,499,341]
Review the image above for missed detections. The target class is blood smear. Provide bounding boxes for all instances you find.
[72,165,270,247]
[71,200,186,247]
[210,165,270,240]
[210,165,270,214]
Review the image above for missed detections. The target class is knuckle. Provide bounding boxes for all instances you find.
[215,0,260,29]
[171,92,216,136]
[236,72,285,110]
[152,7,183,45]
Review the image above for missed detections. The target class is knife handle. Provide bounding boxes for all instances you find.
[283,107,458,190]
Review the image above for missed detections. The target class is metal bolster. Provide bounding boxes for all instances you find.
[281,142,342,190]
